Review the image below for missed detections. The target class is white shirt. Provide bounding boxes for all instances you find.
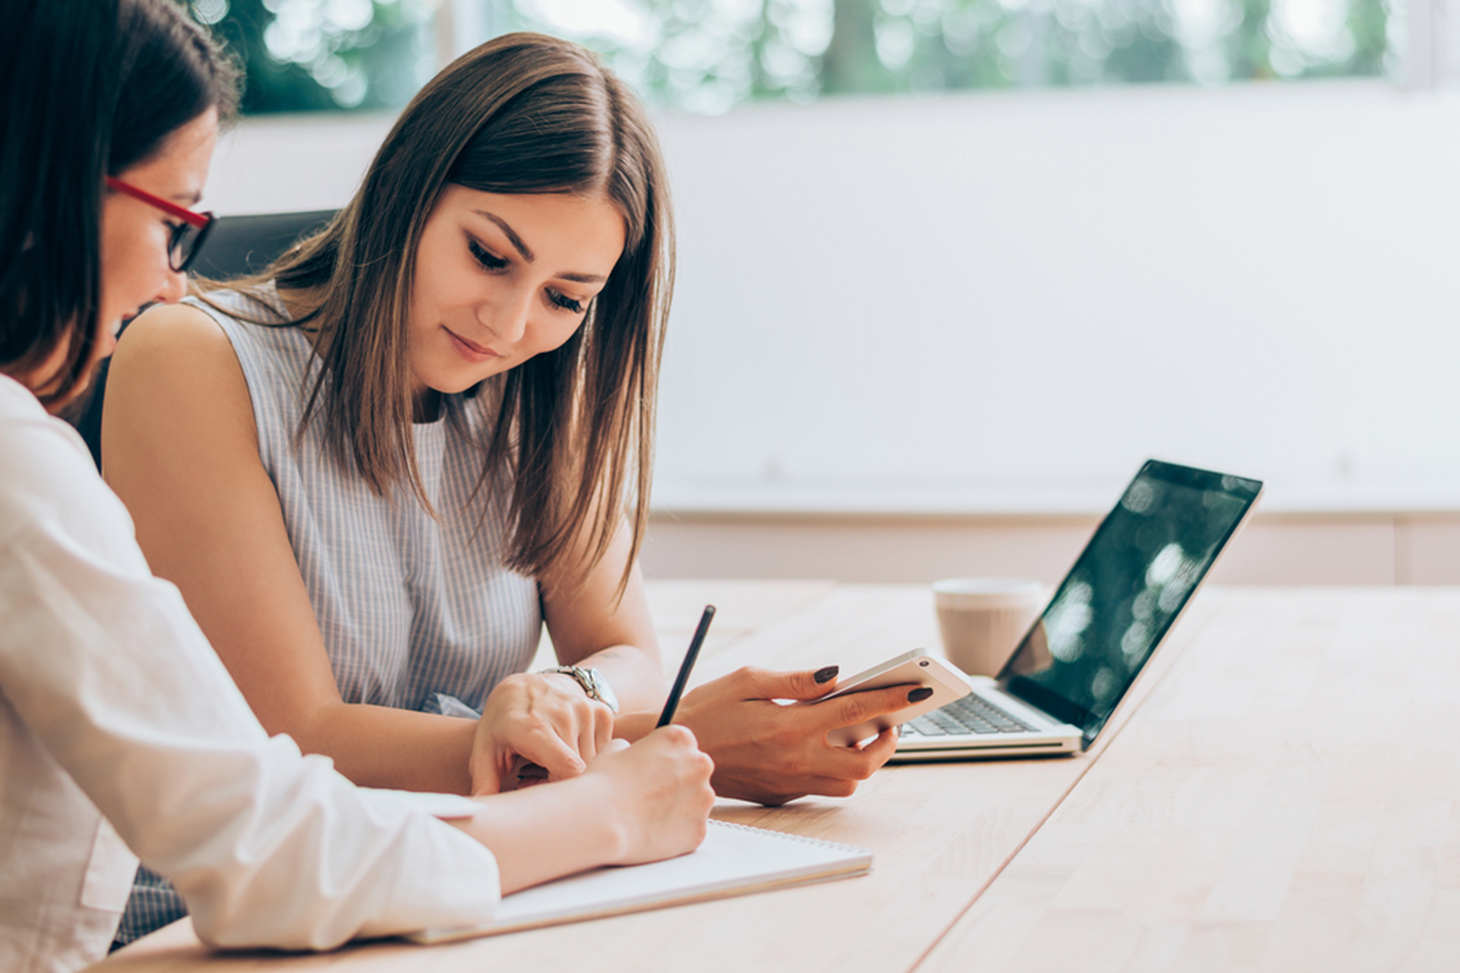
[0,374,500,973]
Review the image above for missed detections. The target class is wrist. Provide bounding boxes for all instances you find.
[567,771,632,864]
[538,665,620,713]
[449,775,630,893]
[611,710,657,741]
[538,670,584,698]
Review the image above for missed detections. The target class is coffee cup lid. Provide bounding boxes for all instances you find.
[933,577,1043,607]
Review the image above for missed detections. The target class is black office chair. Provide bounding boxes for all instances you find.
[188,210,337,281]
[69,210,336,467]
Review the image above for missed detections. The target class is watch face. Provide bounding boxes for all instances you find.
[542,665,619,713]
[582,668,620,713]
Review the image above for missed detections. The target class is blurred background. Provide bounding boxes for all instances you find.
[188,0,1460,585]
[192,0,1398,112]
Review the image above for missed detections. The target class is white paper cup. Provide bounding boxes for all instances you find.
[933,578,1044,677]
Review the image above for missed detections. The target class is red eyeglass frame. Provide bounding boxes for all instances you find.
[104,175,215,271]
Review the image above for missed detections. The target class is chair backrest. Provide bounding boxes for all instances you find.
[189,210,336,281]
[68,210,337,467]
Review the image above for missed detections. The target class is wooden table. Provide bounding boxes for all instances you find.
[88,583,1460,972]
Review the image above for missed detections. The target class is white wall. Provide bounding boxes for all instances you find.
[206,80,1460,523]
[651,80,1460,515]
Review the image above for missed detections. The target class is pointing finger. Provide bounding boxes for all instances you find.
[730,665,843,701]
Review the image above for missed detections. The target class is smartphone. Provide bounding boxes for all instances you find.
[813,650,973,747]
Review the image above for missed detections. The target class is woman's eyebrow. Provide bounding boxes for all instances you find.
[472,209,608,284]
[474,210,534,262]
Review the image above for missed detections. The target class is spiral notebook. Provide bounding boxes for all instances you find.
[408,819,873,943]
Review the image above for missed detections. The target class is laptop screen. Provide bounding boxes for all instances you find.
[997,460,1261,748]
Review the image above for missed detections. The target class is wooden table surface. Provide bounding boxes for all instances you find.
[87,583,1460,972]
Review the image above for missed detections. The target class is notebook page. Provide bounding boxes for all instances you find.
[409,819,872,943]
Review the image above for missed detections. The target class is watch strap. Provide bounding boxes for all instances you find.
[538,665,619,713]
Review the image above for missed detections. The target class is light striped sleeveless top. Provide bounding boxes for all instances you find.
[191,288,542,716]
[117,288,543,946]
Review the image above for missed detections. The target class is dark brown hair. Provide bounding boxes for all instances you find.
[212,33,673,591]
[0,0,238,410]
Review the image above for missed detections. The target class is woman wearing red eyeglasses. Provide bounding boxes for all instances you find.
[0,4,714,971]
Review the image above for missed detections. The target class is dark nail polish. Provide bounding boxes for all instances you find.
[907,686,933,703]
[813,665,839,684]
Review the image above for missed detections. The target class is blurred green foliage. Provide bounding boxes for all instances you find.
[193,0,1396,116]
[194,0,434,113]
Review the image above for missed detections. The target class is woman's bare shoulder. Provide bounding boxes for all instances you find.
[104,300,256,451]
[111,300,236,371]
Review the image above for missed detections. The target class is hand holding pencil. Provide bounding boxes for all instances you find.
[574,606,719,863]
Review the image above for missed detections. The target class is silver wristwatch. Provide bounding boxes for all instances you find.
[539,665,620,713]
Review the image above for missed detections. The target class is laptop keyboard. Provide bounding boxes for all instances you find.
[902,692,1036,737]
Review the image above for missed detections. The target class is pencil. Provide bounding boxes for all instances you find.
[657,605,716,727]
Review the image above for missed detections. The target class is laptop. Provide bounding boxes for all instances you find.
[893,459,1262,761]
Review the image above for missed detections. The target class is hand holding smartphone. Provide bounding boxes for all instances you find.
[811,650,973,747]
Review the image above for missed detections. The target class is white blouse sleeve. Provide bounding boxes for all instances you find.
[0,397,499,950]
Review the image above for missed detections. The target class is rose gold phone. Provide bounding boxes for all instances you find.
[812,650,973,747]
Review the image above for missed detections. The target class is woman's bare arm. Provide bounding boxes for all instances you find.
[103,304,478,794]
[539,524,667,712]
[467,523,667,794]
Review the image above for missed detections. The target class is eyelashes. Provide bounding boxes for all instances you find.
[468,238,508,271]
[549,292,584,314]
[467,236,589,315]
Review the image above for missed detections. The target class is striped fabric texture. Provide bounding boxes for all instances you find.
[115,289,541,946]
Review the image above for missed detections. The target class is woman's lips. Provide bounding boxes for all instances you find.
[443,327,500,365]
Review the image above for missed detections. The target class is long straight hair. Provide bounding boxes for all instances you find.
[210,33,673,591]
[0,0,237,409]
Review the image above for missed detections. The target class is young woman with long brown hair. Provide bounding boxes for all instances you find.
[103,30,921,941]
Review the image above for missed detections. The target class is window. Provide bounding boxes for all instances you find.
[507,0,1400,112]
[192,0,439,112]
[195,0,1405,116]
